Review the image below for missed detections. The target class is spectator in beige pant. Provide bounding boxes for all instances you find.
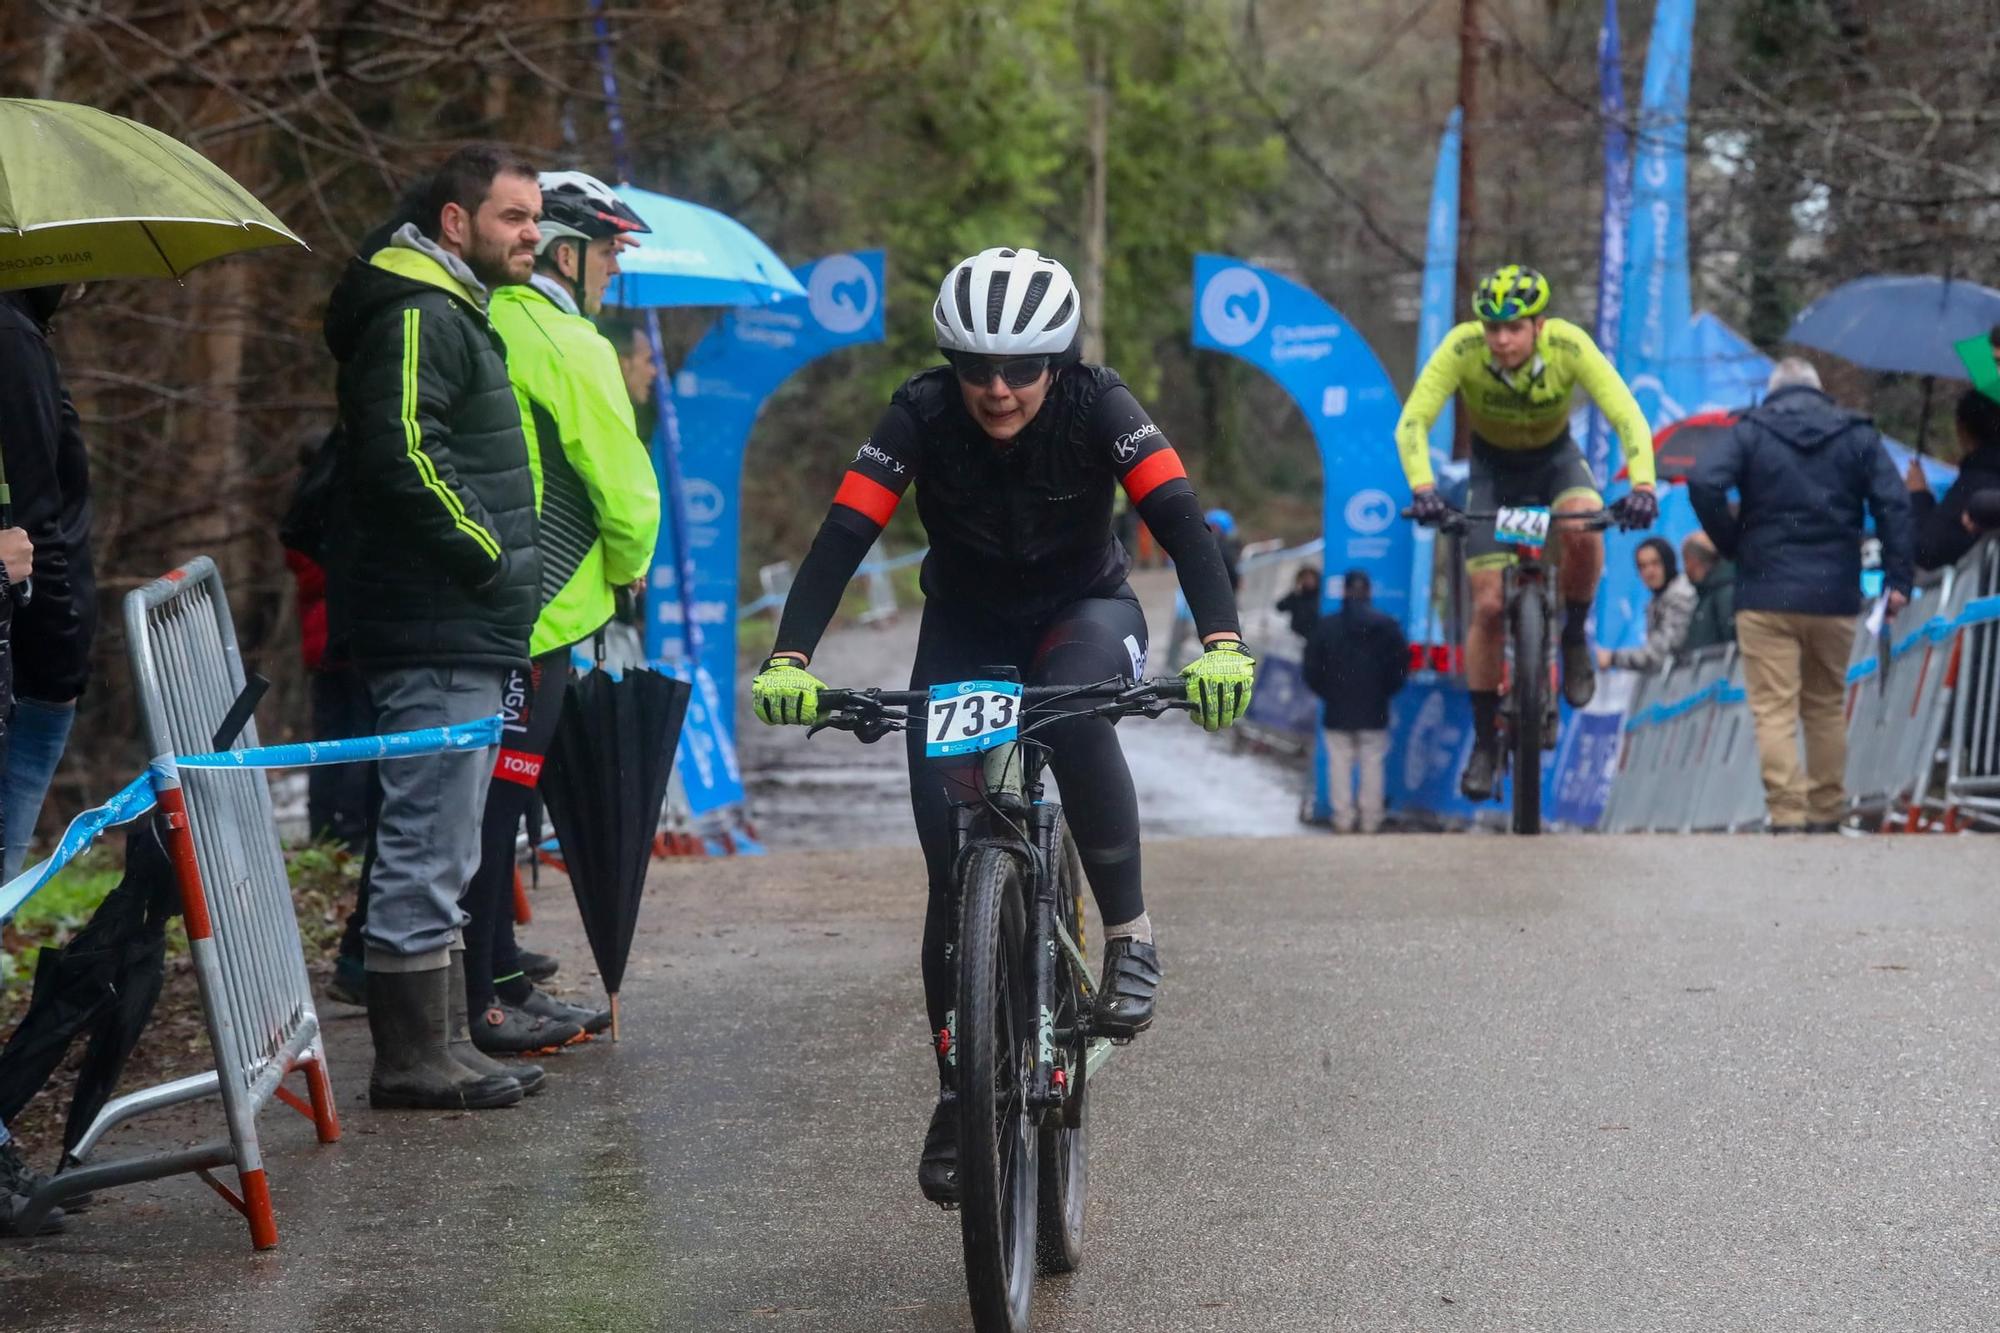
[1688,358,1913,832]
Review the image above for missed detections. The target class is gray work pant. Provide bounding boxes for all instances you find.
[1323,728,1389,833]
[360,664,505,966]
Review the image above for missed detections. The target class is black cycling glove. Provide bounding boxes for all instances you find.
[1613,488,1658,531]
[1409,489,1452,525]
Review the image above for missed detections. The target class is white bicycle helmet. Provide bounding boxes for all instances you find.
[535,170,649,255]
[933,247,1081,356]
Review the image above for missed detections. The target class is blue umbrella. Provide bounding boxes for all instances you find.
[607,187,806,309]
[1786,275,2000,380]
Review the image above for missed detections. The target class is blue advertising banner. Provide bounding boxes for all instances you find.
[1616,0,1698,429]
[1191,255,1411,622]
[1549,705,1626,828]
[1192,255,1410,822]
[648,251,887,818]
[1383,678,1483,822]
[1588,0,1633,483]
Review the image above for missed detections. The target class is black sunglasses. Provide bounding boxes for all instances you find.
[948,352,1052,389]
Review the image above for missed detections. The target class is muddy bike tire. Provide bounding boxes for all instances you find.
[1036,824,1089,1275]
[957,847,1039,1332]
[1510,590,1546,836]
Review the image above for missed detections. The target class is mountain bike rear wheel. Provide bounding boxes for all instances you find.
[1510,589,1546,835]
[957,847,1039,1332]
[1036,824,1089,1275]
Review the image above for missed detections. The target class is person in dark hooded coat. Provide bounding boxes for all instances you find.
[1689,358,1912,832]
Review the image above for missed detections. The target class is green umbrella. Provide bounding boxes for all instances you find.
[0,98,306,292]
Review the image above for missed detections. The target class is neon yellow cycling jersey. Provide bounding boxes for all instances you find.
[1395,317,1655,489]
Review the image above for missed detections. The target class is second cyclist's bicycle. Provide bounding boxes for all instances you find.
[814,673,1192,1333]
[1409,502,1616,834]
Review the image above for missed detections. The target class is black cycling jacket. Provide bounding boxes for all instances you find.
[772,363,1239,657]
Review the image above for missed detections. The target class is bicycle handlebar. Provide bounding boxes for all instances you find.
[814,676,1194,740]
[1402,504,1619,534]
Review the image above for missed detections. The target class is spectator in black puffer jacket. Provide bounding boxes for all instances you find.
[1690,358,1912,832]
[322,144,543,1113]
[1907,387,2000,572]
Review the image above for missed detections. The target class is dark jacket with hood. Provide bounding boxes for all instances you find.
[0,287,97,703]
[1680,558,1738,653]
[1688,385,1913,617]
[1910,443,2000,572]
[1302,597,1409,732]
[322,225,538,669]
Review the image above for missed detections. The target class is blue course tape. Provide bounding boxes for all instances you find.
[0,716,502,927]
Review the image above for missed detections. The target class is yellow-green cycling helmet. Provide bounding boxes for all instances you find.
[1472,265,1552,322]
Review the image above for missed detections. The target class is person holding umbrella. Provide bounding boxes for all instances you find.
[465,171,661,1055]
[1907,383,2000,571]
[322,145,545,1110]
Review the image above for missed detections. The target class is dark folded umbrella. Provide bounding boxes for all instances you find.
[538,667,691,1039]
[0,823,176,1144]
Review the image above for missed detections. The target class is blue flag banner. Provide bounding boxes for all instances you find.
[650,251,887,820]
[1617,0,1698,429]
[1408,109,1463,644]
[1418,108,1462,463]
[1589,0,1633,482]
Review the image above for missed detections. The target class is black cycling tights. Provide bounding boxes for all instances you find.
[462,647,570,1014]
[905,591,1149,1073]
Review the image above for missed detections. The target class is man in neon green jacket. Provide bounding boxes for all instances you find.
[462,171,661,1054]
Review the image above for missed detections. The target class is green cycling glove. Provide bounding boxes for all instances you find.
[751,656,826,726]
[1179,639,1256,732]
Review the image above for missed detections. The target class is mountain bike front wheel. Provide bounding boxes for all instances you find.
[1510,589,1546,835]
[1036,824,1089,1275]
[956,846,1039,1332]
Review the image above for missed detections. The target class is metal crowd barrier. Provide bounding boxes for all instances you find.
[20,558,342,1248]
[1601,534,2000,834]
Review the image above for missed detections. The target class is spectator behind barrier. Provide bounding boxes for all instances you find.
[1597,536,1694,674]
[0,286,93,883]
[1301,569,1409,834]
[1678,531,1737,654]
[1275,566,1323,641]
[1688,356,1914,833]
[322,143,544,1112]
[1907,384,2000,571]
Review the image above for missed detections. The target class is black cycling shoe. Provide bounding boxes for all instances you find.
[1093,937,1161,1040]
[918,1094,959,1208]
[1460,741,1500,801]
[518,951,559,984]
[1561,634,1596,709]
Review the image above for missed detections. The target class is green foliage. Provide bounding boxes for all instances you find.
[0,849,123,990]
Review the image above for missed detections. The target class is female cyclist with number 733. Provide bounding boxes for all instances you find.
[750,247,1253,1209]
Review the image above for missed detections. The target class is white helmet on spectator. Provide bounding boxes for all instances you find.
[933,247,1081,357]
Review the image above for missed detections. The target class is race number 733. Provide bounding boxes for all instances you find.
[925,680,1024,758]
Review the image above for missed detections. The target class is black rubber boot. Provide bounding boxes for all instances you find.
[519,987,611,1036]
[448,950,543,1095]
[365,965,523,1111]
[519,950,559,983]
[1094,937,1161,1039]
[470,1001,582,1057]
[1561,633,1596,709]
[1460,741,1500,801]
[918,1093,960,1207]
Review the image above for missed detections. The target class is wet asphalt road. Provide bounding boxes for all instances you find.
[6,832,1999,1332]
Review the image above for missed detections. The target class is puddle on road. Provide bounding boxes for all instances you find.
[739,584,1312,854]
